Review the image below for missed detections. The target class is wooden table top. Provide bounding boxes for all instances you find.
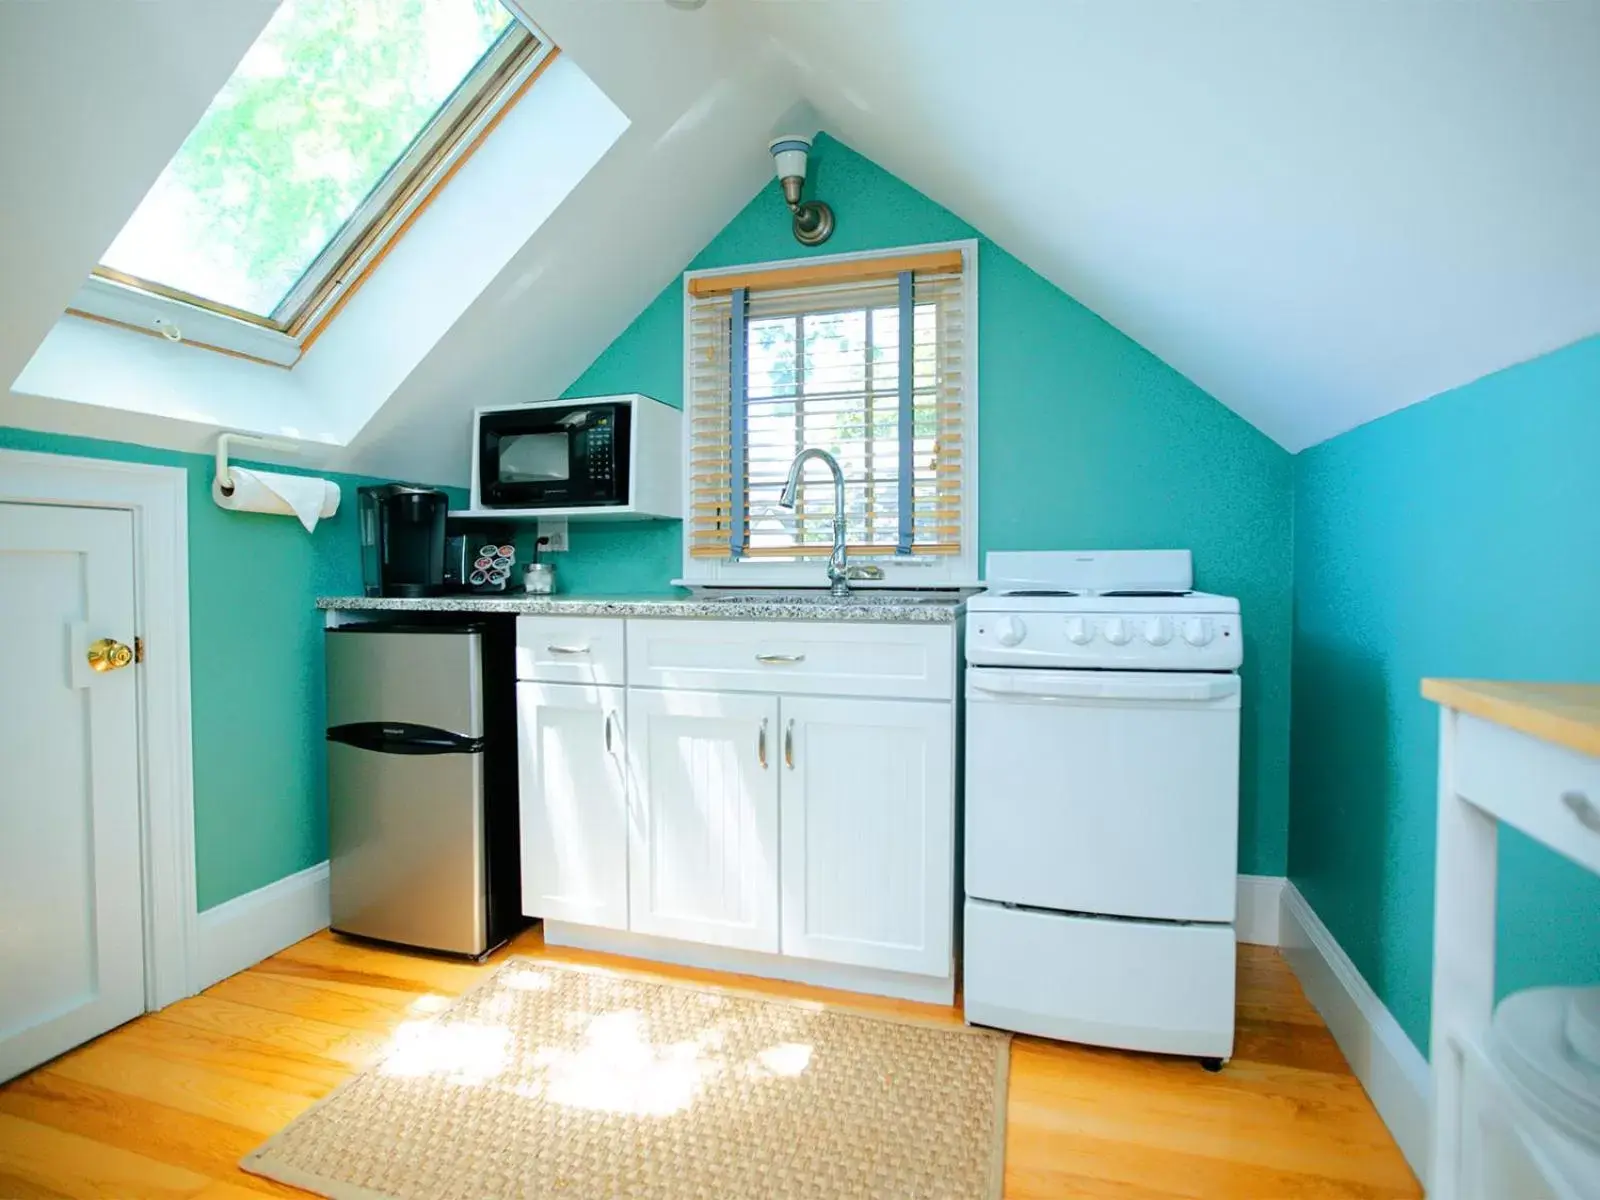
[1422,679,1600,758]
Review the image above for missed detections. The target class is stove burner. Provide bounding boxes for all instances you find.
[1100,590,1192,598]
[1001,589,1081,597]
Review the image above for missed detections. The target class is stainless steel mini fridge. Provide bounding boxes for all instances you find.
[325,622,520,957]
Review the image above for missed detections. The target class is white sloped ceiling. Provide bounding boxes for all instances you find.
[3,1,1597,472]
[750,0,1600,450]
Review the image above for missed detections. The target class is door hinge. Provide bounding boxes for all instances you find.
[134,636,145,664]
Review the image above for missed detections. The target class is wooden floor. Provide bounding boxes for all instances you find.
[0,927,1421,1199]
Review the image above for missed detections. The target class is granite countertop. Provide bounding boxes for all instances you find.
[316,591,970,624]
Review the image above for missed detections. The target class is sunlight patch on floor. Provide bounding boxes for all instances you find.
[373,977,821,1120]
[752,1041,814,1078]
[381,1019,510,1084]
[524,1009,730,1117]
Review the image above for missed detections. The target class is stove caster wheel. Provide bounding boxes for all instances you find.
[1200,1057,1225,1073]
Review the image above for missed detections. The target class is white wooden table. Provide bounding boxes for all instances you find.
[1425,680,1600,1199]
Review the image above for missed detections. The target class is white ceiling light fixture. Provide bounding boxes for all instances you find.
[769,134,833,246]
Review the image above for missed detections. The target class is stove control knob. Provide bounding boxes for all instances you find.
[1064,617,1094,645]
[995,616,1027,647]
[1103,617,1131,646]
[1143,617,1174,646]
[1182,618,1215,647]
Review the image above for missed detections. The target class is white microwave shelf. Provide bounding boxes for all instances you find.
[469,393,682,522]
[1451,1027,1600,1200]
[448,505,680,522]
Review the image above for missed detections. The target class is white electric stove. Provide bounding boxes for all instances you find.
[962,550,1242,1065]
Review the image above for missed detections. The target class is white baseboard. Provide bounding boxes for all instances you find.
[1279,881,1430,1184]
[544,921,957,1006]
[1236,874,1284,946]
[192,860,330,993]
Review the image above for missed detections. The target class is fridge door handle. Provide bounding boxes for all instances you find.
[327,722,485,754]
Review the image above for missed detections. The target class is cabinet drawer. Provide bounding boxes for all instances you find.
[515,616,625,685]
[1455,714,1600,874]
[625,619,955,700]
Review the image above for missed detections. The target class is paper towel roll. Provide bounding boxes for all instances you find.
[212,468,340,532]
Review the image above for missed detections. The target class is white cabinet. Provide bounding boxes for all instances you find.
[626,689,781,953]
[778,697,954,976]
[1425,681,1600,1199]
[515,614,960,999]
[516,682,628,930]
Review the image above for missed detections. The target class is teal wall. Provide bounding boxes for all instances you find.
[561,133,1296,873]
[1290,333,1600,1052]
[0,132,1295,904]
[0,425,457,910]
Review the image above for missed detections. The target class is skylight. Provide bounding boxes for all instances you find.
[89,0,546,349]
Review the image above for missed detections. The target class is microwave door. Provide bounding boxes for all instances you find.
[500,432,571,485]
[479,402,628,509]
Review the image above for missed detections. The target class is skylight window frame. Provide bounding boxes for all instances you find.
[74,6,554,365]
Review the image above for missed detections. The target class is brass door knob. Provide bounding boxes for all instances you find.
[87,638,134,672]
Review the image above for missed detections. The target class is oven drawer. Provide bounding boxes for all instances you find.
[626,619,955,700]
[964,900,1235,1058]
[515,616,625,685]
[964,667,1239,922]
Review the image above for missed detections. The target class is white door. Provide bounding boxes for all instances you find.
[626,689,779,952]
[0,503,144,1082]
[965,667,1241,923]
[516,681,628,930]
[779,697,954,976]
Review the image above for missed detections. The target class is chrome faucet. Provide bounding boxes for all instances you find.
[779,447,852,596]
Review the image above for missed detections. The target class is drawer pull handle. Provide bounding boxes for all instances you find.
[758,718,769,769]
[546,645,591,655]
[756,653,806,665]
[1562,791,1600,833]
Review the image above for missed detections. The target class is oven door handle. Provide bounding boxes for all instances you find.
[968,674,1239,703]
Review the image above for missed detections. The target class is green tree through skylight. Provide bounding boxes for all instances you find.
[101,0,513,319]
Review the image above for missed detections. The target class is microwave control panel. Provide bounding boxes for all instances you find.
[578,417,615,486]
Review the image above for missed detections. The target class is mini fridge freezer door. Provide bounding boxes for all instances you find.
[326,628,483,737]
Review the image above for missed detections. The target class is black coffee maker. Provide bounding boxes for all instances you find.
[358,485,449,597]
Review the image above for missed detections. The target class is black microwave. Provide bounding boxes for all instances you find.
[474,400,632,509]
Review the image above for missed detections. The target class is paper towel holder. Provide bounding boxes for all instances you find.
[215,433,302,496]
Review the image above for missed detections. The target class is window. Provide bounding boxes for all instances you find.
[684,243,976,585]
[79,0,551,362]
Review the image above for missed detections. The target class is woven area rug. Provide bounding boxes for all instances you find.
[242,957,1009,1200]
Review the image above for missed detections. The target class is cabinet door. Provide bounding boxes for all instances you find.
[779,696,954,976]
[627,689,780,952]
[517,682,628,930]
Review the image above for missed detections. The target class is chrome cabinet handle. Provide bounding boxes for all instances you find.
[546,644,591,655]
[604,710,614,754]
[756,653,806,665]
[1562,791,1600,833]
[758,718,769,769]
[784,719,794,770]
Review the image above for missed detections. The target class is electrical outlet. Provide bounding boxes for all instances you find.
[537,517,569,553]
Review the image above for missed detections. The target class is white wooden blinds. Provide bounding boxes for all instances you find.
[686,249,967,561]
